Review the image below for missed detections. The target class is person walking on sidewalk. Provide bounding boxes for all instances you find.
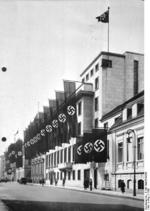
[120,180,125,193]
[89,178,92,191]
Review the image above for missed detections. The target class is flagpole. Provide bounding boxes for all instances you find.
[108,7,110,59]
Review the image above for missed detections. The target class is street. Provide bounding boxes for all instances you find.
[0,182,144,211]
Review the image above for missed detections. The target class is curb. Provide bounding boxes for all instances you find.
[29,183,144,201]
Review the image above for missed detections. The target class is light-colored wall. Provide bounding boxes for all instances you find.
[124,52,144,101]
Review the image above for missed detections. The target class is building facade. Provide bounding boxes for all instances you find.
[25,51,144,191]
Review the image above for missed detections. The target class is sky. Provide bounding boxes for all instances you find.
[0,0,144,155]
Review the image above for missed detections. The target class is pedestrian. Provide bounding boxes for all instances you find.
[62,178,65,186]
[41,178,45,186]
[120,180,125,193]
[89,178,92,191]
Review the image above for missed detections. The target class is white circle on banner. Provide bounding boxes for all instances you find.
[58,113,66,123]
[41,129,45,136]
[77,145,82,155]
[94,139,105,152]
[67,105,75,116]
[52,120,58,128]
[46,125,52,133]
[84,142,93,154]
[18,151,22,156]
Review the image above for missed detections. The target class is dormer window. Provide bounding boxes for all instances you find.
[137,103,144,115]
[127,108,132,120]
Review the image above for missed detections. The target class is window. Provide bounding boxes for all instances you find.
[95,97,99,111]
[90,69,93,76]
[82,78,85,83]
[95,63,99,72]
[78,122,81,135]
[107,140,109,159]
[126,138,132,162]
[101,59,112,68]
[57,172,59,180]
[127,179,132,189]
[95,118,98,128]
[68,171,71,180]
[104,122,108,129]
[73,170,75,180]
[64,148,67,163]
[133,60,139,96]
[78,101,82,115]
[68,146,71,162]
[60,172,62,180]
[138,180,144,189]
[137,103,144,115]
[127,108,132,119]
[137,137,144,160]
[57,151,59,164]
[95,77,99,90]
[78,170,81,180]
[60,149,63,163]
[86,74,89,81]
[118,142,123,162]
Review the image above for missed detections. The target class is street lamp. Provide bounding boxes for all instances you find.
[127,129,137,196]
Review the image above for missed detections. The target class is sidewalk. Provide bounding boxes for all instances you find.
[33,183,144,201]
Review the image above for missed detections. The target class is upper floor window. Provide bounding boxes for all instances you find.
[95,77,99,90]
[64,148,67,163]
[86,73,89,81]
[133,60,139,96]
[127,108,132,120]
[95,118,98,128]
[118,142,123,162]
[95,63,99,72]
[78,101,82,115]
[95,97,99,111]
[68,146,71,163]
[90,69,94,76]
[82,78,85,83]
[101,59,112,68]
[137,103,144,115]
[78,122,81,135]
[137,137,144,160]
[104,122,108,129]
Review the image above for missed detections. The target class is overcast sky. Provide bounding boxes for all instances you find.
[0,0,144,155]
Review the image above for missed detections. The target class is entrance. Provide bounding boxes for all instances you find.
[94,168,97,189]
[84,169,90,188]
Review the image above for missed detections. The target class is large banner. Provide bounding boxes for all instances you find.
[74,129,107,163]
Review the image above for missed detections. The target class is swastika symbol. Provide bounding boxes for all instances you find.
[77,145,82,155]
[94,139,105,152]
[36,134,41,141]
[41,129,46,136]
[52,120,58,128]
[46,125,52,133]
[67,105,76,116]
[84,142,93,154]
[58,113,66,123]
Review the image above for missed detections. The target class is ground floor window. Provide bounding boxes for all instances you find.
[73,170,75,180]
[127,179,132,189]
[138,179,144,189]
[77,170,81,180]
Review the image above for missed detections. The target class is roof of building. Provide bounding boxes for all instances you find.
[101,90,144,122]
[80,51,144,77]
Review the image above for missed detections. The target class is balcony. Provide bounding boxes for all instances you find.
[58,162,72,171]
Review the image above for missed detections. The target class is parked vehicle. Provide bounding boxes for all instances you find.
[19,177,27,184]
